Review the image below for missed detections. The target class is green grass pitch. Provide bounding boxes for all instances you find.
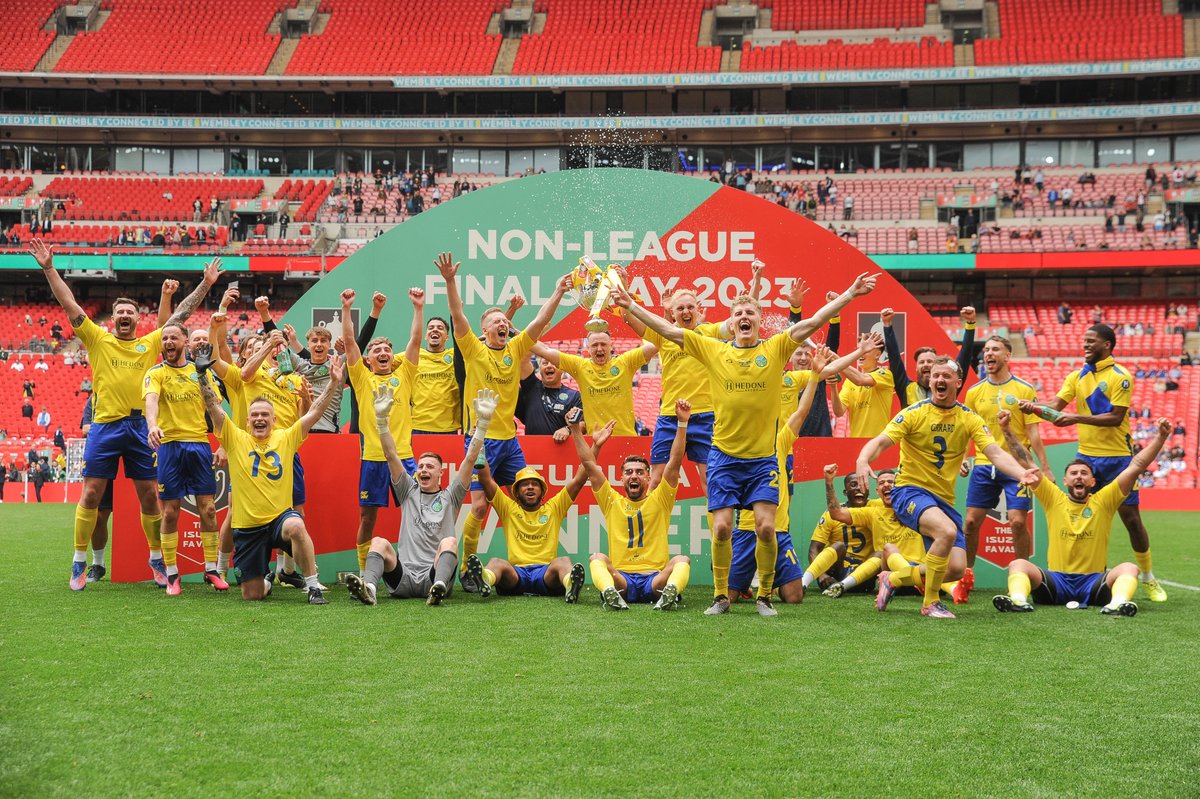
[2,504,1198,798]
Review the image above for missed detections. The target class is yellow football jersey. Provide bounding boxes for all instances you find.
[883,400,996,504]
[965,375,1040,467]
[350,357,417,461]
[456,329,534,440]
[558,348,647,437]
[411,347,461,433]
[735,425,797,534]
[780,369,815,429]
[848,504,925,563]
[218,421,304,528]
[142,362,207,443]
[491,487,575,567]
[1056,357,1134,457]
[74,317,163,424]
[595,479,677,573]
[681,329,798,459]
[1034,479,1126,574]
[810,506,874,563]
[217,367,249,429]
[644,321,721,416]
[239,365,306,430]
[839,366,896,438]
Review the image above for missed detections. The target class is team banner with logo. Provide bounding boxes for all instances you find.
[111,168,1042,588]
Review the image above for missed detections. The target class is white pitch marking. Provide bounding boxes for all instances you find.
[1159,580,1200,592]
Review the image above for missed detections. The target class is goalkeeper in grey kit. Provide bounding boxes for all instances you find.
[346,384,498,606]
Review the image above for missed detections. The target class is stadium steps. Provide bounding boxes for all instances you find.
[925,3,940,25]
[1163,0,1180,14]
[721,48,742,71]
[983,1,1000,37]
[266,38,299,75]
[954,42,974,65]
[33,34,71,72]
[699,7,716,47]
[493,39,520,74]
[486,12,501,35]
[1186,17,1200,55]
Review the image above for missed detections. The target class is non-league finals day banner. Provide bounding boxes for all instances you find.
[114,168,1036,587]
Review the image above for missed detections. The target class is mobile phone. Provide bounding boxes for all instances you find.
[229,280,240,291]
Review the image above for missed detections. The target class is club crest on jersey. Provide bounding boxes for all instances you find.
[1004,394,1016,405]
[189,373,199,382]
[783,375,794,387]
[503,355,513,366]
[1097,381,1108,393]
[609,366,619,376]
[431,498,443,513]
[558,392,568,400]
[754,355,768,367]
[538,514,549,524]
[1081,507,1094,519]
[135,344,148,353]
[388,377,400,387]
[442,353,453,364]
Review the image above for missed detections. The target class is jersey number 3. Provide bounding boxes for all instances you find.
[931,435,948,469]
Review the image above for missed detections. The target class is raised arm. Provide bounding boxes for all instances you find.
[340,288,363,366]
[458,390,497,490]
[996,410,1035,468]
[193,344,225,436]
[357,295,382,351]
[523,274,573,342]
[530,341,562,367]
[406,288,424,365]
[788,356,824,433]
[166,257,222,327]
[434,252,470,333]
[610,282,684,346]
[300,356,344,436]
[157,279,179,327]
[980,440,1040,484]
[567,407,607,491]
[817,333,881,382]
[880,307,911,390]
[372,381,408,483]
[822,463,853,525]
[1116,418,1171,495]
[786,271,879,343]
[954,306,977,386]
[29,240,86,326]
[214,287,238,362]
[1025,423,1054,483]
[240,329,282,382]
[840,359,877,387]
[565,416,615,500]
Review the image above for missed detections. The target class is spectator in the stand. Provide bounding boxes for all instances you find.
[1061,185,1074,208]
[842,194,854,221]
[77,377,92,395]
[31,457,49,503]
[1056,301,1073,324]
[22,379,34,398]
[33,358,48,372]
[279,209,290,238]
[1172,164,1185,187]
[353,196,364,215]
[50,321,63,341]
[10,359,24,372]
[21,399,34,420]
[1173,419,1187,437]
[229,214,242,242]
[1047,187,1059,212]
[36,406,50,432]
[1033,169,1045,192]
[53,426,65,451]
[907,227,919,252]
[1090,304,1103,323]
[193,197,203,223]
[1104,208,1115,233]
[1145,166,1157,189]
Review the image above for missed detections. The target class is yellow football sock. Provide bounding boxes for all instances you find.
[461,512,483,572]
[923,552,949,608]
[481,568,496,587]
[201,531,218,566]
[886,552,913,587]
[1133,549,1153,576]
[941,580,959,594]
[846,556,882,586]
[356,542,371,572]
[1111,574,1137,604]
[589,560,615,592]
[161,531,178,568]
[74,505,98,552]
[712,535,732,598]
[755,535,778,598]
[668,562,691,592]
[1008,571,1032,603]
[140,513,162,550]
[806,547,840,580]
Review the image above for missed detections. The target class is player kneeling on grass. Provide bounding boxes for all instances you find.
[346,386,495,607]
[196,344,341,604]
[992,411,1172,617]
[568,403,691,611]
[466,427,602,601]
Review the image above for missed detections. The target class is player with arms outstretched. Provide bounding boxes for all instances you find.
[992,411,1172,617]
[855,356,1038,618]
[612,271,879,616]
[31,239,221,590]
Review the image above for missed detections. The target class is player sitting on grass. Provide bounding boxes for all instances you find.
[568,402,691,611]
[346,386,495,607]
[803,470,875,596]
[466,425,604,602]
[856,356,1038,619]
[196,344,342,604]
[992,411,1172,617]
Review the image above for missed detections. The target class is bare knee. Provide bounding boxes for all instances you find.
[369,537,392,554]
[668,555,690,566]
[589,553,611,564]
